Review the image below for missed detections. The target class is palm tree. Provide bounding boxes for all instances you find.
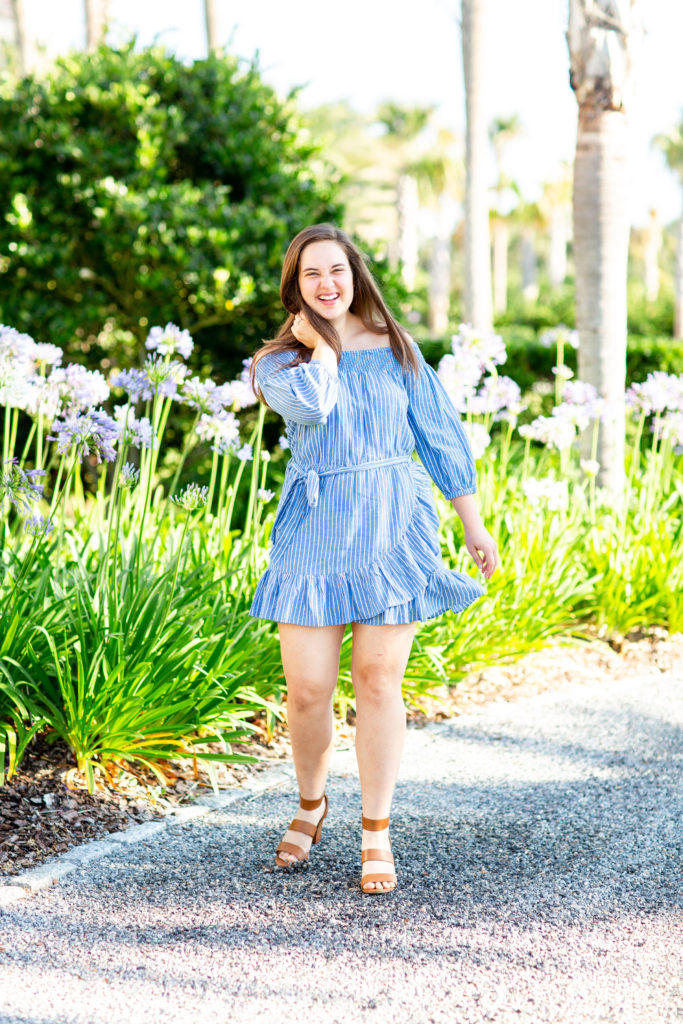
[84,0,108,51]
[567,0,642,496]
[414,132,462,334]
[376,103,434,291]
[539,164,573,289]
[304,101,399,251]
[489,115,522,314]
[204,0,220,55]
[517,201,542,303]
[642,209,662,304]
[9,0,29,73]
[653,122,683,337]
[461,0,493,331]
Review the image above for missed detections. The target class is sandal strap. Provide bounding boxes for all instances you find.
[361,849,395,864]
[361,872,397,885]
[287,818,318,838]
[362,815,390,830]
[299,795,326,811]
[276,841,308,861]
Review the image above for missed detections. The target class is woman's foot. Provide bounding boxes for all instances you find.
[275,794,328,867]
[361,817,397,893]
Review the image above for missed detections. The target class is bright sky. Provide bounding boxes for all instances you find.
[21,0,683,224]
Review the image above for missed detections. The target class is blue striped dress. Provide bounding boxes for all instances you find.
[248,340,485,626]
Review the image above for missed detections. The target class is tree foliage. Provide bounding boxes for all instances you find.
[0,42,341,374]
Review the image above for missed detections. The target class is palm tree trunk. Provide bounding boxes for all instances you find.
[204,0,220,55]
[521,226,539,302]
[675,194,683,338]
[568,0,641,497]
[84,0,108,50]
[397,173,419,291]
[643,208,661,303]
[573,106,629,494]
[428,196,451,335]
[548,206,569,287]
[10,0,29,73]
[461,0,493,331]
[491,218,508,314]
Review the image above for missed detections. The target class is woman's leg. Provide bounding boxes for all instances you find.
[350,620,419,890]
[275,621,346,864]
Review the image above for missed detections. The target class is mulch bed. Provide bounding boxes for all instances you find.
[2,630,680,879]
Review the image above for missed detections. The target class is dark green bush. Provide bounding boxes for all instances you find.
[626,335,683,380]
[0,43,341,377]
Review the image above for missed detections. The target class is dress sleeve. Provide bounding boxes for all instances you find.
[254,350,340,426]
[404,343,477,498]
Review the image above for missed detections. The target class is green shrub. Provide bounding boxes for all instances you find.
[0,43,341,376]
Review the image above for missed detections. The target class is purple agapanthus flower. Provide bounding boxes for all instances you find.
[113,404,157,449]
[112,357,187,403]
[111,367,151,402]
[0,458,46,514]
[25,513,54,538]
[49,409,119,464]
[171,482,209,511]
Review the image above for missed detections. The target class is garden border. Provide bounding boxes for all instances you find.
[0,763,296,906]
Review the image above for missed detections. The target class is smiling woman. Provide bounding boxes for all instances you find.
[248,223,498,895]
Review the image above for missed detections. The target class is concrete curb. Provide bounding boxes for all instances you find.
[0,764,295,906]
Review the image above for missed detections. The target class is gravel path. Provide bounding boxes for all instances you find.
[1,669,681,1024]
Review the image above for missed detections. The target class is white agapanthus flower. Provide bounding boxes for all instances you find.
[145,323,194,360]
[0,325,38,361]
[580,459,600,478]
[0,360,35,409]
[179,376,233,414]
[468,375,525,419]
[522,476,569,512]
[463,421,491,461]
[33,343,63,367]
[519,415,576,451]
[539,325,579,350]
[195,410,240,454]
[451,323,507,371]
[626,372,683,416]
[45,363,110,415]
[651,410,683,447]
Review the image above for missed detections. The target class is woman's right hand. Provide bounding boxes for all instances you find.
[291,311,323,350]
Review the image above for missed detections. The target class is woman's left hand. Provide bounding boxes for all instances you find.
[464,523,499,580]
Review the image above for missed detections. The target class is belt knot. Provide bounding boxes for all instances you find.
[290,455,412,508]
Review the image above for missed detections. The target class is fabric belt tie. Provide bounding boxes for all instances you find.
[289,455,413,508]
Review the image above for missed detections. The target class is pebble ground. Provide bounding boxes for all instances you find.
[0,668,681,1024]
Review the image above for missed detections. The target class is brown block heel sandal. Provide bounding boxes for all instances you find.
[275,794,328,867]
[361,815,397,894]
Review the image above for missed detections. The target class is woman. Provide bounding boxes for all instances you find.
[248,224,498,894]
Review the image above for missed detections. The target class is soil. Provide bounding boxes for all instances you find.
[1,630,681,879]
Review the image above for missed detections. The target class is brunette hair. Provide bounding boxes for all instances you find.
[249,224,420,405]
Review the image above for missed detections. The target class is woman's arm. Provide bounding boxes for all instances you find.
[450,493,499,579]
[255,346,339,425]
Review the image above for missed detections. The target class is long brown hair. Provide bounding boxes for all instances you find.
[250,224,420,405]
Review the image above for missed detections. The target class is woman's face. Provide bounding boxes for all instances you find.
[297,240,354,321]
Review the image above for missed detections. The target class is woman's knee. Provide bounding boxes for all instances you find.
[286,673,337,714]
[352,661,404,706]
